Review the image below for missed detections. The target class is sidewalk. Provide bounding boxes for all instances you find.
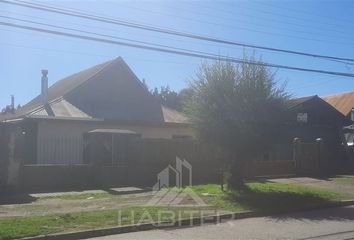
[29,187,145,198]
[269,176,354,196]
[0,187,152,218]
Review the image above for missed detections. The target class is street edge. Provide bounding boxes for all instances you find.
[20,200,354,240]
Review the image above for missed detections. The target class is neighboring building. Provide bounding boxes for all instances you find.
[264,95,347,156]
[261,95,349,175]
[287,95,347,127]
[322,90,354,122]
[0,57,192,165]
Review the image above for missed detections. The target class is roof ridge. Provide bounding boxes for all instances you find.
[287,95,318,110]
[13,57,119,119]
[116,57,165,108]
[292,95,317,100]
[316,96,346,117]
[62,57,119,99]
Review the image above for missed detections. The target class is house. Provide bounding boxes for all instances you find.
[245,95,349,177]
[281,95,348,175]
[287,95,347,127]
[322,90,354,123]
[322,91,354,150]
[0,57,192,166]
[259,95,346,159]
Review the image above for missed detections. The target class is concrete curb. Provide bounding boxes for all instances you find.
[20,200,354,240]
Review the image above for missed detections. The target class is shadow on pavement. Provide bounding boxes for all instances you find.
[228,186,333,213]
[0,193,37,205]
[271,204,354,222]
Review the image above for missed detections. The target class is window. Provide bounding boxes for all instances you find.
[297,113,308,123]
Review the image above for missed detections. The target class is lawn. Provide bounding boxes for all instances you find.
[191,182,347,212]
[0,206,165,240]
[0,181,349,240]
[0,206,216,240]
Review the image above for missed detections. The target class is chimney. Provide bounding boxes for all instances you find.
[10,95,14,111]
[41,69,48,105]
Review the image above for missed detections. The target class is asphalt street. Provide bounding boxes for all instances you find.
[88,205,354,240]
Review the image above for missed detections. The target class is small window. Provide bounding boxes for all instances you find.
[297,113,308,123]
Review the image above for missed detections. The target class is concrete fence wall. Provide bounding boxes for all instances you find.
[293,138,345,176]
[21,164,92,191]
[0,125,11,189]
[249,160,296,177]
[20,138,222,191]
[0,124,25,191]
[126,138,222,186]
[16,136,345,192]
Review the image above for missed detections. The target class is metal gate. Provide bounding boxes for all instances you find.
[294,139,322,176]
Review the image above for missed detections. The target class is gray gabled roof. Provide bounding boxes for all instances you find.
[287,95,346,121]
[1,57,189,124]
[287,95,317,109]
[12,58,114,119]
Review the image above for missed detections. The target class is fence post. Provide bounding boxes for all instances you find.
[220,167,224,192]
[315,138,323,175]
[293,138,301,175]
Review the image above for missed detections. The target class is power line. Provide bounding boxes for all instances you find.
[0,10,294,58]
[0,15,263,65]
[0,15,249,68]
[1,20,354,79]
[4,10,352,68]
[0,28,343,92]
[10,0,354,54]
[124,1,354,42]
[85,0,354,46]
[0,15,222,54]
[4,14,329,64]
[20,2,354,70]
[0,38,200,67]
[0,8,251,52]
[2,0,354,64]
[19,0,354,48]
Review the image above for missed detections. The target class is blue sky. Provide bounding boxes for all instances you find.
[1,0,354,109]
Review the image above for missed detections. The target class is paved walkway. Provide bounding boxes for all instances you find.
[87,205,354,240]
[0,187,153,218]
[269,177,354,196]
[30,187,145,198]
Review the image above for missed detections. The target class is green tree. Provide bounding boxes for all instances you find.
[150,85,181,110]
[178,87,195,111]
[185,57,290,190]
